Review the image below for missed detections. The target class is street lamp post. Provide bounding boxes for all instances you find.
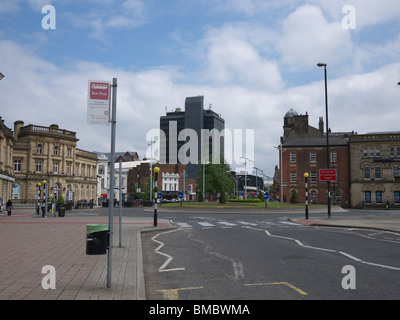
[317,62,331,219]
[153,167,160,227]
[42,180,47,217]
[304,172,309,219]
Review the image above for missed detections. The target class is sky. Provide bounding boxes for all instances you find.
[0,0,400,178]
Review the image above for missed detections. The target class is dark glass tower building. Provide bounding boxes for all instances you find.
[160,96,225,179]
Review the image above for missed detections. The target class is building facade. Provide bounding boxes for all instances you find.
[275,109,351,207]
[160,96,225,180]
[12,121,98,204]
[0,117,15,206]
[127,162,197,201]
[349,132,400,208]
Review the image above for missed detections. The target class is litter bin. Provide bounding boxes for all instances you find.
[58,204,66,217]
[86,224,108,255]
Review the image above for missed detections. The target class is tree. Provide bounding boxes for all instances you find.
[197,157,234,203]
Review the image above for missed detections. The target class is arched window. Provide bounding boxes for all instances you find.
[37,144,43,154]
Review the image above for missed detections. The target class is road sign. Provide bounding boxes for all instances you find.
[320,169,337,181]
[158,192,163,199]
[179,192,184,199]
[87,80,111,125]
[263,192,270,200]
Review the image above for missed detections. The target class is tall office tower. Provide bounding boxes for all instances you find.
[160,96,225,179]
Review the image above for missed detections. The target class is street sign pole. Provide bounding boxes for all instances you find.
[107,78,117,289]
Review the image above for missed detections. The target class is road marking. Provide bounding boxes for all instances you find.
[218,221,237,226]
[245,282,308,296]
[177,222,192,228]
[198,222,215,227]
[152,229,185,272]
[157,286,203,300]
[264,230,400,271]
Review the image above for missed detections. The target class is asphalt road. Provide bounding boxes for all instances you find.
[142,209,400,300]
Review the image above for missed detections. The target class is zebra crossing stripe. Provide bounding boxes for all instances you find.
[198,222,215,227]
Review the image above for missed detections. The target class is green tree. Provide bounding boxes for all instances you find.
[197,157,234,203]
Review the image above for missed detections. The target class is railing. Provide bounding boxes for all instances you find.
[19,125,76,138]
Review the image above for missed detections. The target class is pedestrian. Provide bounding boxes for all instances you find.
[6,199,12,216]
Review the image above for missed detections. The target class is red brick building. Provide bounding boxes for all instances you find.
[274,109,351,207]
[127,162,197,201]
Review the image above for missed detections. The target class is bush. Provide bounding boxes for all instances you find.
[228,198,261,203]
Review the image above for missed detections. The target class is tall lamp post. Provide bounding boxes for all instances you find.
[317,62,331,219]
[153,167,160,227]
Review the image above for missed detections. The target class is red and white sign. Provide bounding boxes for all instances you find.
[319,169,337,181]
[87,80,111,125]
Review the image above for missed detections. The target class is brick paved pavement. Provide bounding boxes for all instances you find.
[0,207,169,300]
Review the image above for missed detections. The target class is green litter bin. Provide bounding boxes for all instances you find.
[86,224,108,255]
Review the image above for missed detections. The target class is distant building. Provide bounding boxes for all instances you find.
[349,132,400,208]
[160,96,225,180]
[95,151,140,204]
[275,109,351,206]
[0,117,15,205]
[127,162,197,201]
[12,121,98,204]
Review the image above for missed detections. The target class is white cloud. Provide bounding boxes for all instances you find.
[278,4,354,72]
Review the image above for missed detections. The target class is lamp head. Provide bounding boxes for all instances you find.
[154,167,160,173]
[317,63,327,67]
[304,172,309,178]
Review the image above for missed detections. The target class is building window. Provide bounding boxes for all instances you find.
[310,172,317,183]
[397,148,400,157]
[394,191,400,203]
[390,147,395,157]
[393,165,400,179]
[375,148,381,158]
[37,144,43,154]
[369,148,374,157]
[67,163,71,175]
[53,161,59,174]
[67,148,71,157]
[363,148,368,158]
[36,161,42,173]
[290,172,296,183]
[310,152,316,163]
[14,159,22,172]
[374,166,382,180]
[363,166,371,180]
[365,191,371,204]
[290,152,296,163]
[331,151,337,163]
[54,146,59,156]
[376,191,382,204]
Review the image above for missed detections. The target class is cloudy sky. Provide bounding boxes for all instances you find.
[0,0,399,177]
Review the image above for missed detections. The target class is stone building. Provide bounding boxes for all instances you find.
[349,132,400,208]
[0,117,15,205]
[12,121,98,204]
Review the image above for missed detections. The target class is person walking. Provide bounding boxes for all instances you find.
[6,199,12,216]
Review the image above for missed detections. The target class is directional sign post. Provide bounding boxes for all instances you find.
[263,192,269,207]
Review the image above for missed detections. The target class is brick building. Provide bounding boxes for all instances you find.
[127,162,197,201]
[274,109,351,207]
